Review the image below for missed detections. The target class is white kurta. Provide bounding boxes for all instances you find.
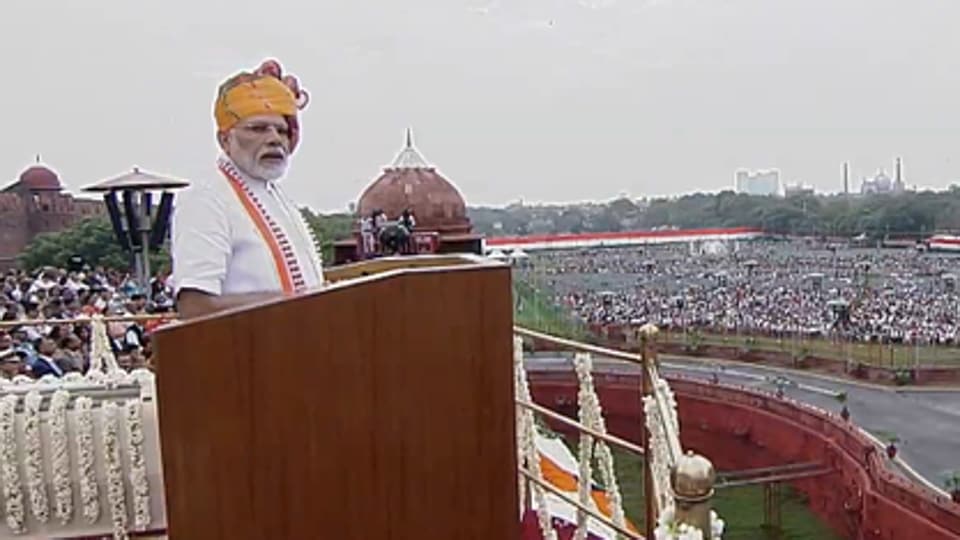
[170,156,324,297]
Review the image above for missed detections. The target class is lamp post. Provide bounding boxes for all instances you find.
[83,167,189,300]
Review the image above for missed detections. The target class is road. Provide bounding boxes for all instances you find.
[525,353,960,493]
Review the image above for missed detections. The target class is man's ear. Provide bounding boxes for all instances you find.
[216,130,229,151]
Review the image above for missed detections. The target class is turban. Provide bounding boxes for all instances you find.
[214,59,310,152]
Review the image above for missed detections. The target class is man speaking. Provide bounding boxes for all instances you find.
[171,59,324,319]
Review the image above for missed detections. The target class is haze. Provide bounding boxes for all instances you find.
[4,0,959,212]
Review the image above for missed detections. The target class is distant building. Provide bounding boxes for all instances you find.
[0,161,106,270]
[784,183,815,197]
[734,169,780,196]
[860,170,905,195]
[860,158,907,195]
[333,129,483,264]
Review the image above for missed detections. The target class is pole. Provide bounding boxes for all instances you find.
[641,330,655,539]
[142,229,152,301]
[139,191,153,301]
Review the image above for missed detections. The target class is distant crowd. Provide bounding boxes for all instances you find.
[0,265,175,380]
[519,240,960,346]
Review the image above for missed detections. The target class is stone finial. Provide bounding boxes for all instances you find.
[672,451,716,500]
[638,323,660,338]
[671,451,717,538]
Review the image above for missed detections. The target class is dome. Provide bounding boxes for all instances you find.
[19,164,62,191]
[357,130,470,232]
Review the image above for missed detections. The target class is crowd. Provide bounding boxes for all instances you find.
[520,240,960,345]
[0,265,176,380]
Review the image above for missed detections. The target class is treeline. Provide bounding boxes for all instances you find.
[19,210,354,272]
[20,187,960,271]
[466,187,960,238]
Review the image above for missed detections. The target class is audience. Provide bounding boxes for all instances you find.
[519,241,960,346]
[0,265,175,380]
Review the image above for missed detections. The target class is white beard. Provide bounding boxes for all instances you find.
[227,140,288,181]
[247,159,287,181]
[233,153,287,181]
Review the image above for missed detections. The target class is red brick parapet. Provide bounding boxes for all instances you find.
[525,369,960,539]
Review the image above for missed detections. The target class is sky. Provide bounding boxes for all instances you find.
[3,0,960,212]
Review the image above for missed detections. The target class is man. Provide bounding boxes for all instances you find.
[171,59,325,319]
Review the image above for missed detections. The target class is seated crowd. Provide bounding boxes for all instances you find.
[0,266,176,380]
[520,241,960,346]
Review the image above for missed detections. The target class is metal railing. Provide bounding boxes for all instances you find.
[515,324,719,539]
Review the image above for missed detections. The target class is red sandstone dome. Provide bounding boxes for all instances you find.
[19,164,63,191]
[357,130,470,233]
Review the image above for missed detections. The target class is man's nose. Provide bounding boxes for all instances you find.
[264,128,283,142]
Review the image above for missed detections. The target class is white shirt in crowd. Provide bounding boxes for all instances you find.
[170,156,324,297]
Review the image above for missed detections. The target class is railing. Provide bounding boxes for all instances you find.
[515,325,723,539]
[2,308,725,538]
[0,315,166,539]
[668,376,960,535]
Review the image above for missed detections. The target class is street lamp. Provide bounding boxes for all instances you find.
[83,167,189,300]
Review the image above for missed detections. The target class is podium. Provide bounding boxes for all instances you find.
[153,255,519,539]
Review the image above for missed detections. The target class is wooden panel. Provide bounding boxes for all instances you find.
[154,262,518,539]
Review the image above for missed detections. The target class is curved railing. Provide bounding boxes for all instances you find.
[515,325,723,540]
[669,376,960,535]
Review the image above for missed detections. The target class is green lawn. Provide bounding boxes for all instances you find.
[558,435,842,539]
[513,280,592,341]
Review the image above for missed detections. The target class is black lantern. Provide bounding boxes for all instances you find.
[83,167,189,300]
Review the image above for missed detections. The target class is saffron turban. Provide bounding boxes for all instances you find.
[214,59,311,152]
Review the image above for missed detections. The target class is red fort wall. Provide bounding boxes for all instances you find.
[525,370,960,540]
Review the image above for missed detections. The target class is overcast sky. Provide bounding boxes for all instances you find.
[4,0,959,211]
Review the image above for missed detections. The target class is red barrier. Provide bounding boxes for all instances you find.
[525,370,960,539]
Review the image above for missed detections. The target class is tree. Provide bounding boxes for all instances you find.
[19,217,170,273]
[300,209,354,263]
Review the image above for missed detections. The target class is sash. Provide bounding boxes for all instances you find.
[217,158,306,294]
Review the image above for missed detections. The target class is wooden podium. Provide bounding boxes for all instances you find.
[153,255,519,539]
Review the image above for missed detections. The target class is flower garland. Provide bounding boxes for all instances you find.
[573,353,626,532]
[575,429,593,540]
[88,316,126,386]
[23,390,50,524]
[0,394,25,533]
[75,396,100,524]
[653,508,725,540]
[514,339,527,516]
[102,401,129,539]
[125,399,150,531]
[643,394,675,516]
[49,389,74,524]
[513,337,558,540]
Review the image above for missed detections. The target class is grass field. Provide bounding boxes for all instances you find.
[513,280,592,341]
[566,436,843,539]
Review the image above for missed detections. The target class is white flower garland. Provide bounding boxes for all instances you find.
[573,353,626,533]
[49,389,74,524]
[101,401,129,539]
[125,399,150,531]
[0,394,25,534]
[643,394,675,517]
[514,337,558,540]
[75,396,100,524]
[88,316,126,386]
[575,430,592,540]
[23,391,50,524]
[653,508,725,540]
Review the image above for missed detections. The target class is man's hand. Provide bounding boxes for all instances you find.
[176,289,286,320]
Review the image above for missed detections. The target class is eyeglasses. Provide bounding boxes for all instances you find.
[240,123,290,137]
